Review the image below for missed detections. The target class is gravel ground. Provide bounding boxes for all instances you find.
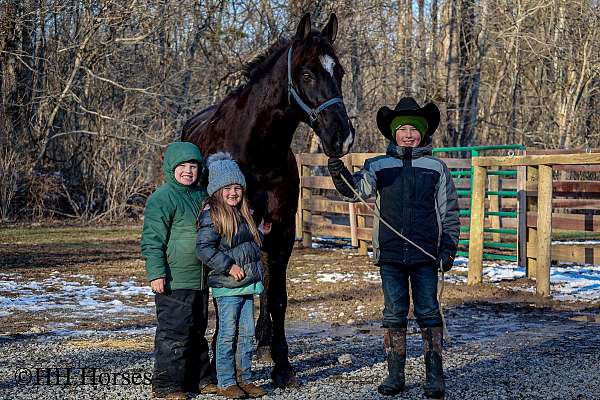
[1,302,599,400]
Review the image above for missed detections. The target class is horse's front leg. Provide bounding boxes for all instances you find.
[249,190,273,362]
[266,226,298,388]
[255,250,272,362]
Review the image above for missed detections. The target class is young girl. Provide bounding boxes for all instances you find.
[196,152,268,399]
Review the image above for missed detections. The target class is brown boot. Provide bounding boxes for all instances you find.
[421,327,445,398]
[239,382,267,398]
[217,385,248,399]
[199,382,219,394]
[152,391,187,400]
[377,327,407,396]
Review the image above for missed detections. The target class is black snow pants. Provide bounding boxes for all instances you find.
[152,289,215,395]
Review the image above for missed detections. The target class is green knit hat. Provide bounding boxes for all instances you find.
[390,116,428,139]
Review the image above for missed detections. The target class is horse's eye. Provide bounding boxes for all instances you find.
[302,72,312,82]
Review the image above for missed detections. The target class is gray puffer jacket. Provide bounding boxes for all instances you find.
[196,207,264,288]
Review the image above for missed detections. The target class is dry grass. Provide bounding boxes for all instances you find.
[67,337,153,351]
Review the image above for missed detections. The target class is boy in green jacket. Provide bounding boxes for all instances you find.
[141,141,216,399]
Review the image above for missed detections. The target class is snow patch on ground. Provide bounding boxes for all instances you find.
[316,272,354,283]
[311,236,354,249]
[551,240,600,245]
[307,239,600,302]
[450,257,600,301]
[451,260,526,282]
[548,264,600,301]
[0,272,154,318]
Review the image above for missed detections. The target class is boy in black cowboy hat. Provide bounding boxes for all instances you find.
[328,97,460,398]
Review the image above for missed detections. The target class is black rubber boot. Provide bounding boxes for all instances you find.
[377,327,407,396]
[421,327,445,398]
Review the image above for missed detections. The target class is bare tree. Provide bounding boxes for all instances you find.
[1,0,598,222]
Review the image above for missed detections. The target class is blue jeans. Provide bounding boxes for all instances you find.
[379,263,442,329]
[215,295,255,388]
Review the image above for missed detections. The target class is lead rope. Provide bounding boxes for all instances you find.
[339,174,449,339]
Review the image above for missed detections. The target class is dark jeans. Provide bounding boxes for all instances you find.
[379,262,442,329]
[153,289,215,395]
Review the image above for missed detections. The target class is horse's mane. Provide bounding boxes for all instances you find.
[244,38,291,82]
[227,38,290,95]
[223,32,337,100]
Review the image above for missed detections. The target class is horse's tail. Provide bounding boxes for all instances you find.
[181,105,218,142]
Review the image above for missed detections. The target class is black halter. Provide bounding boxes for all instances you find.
[287,46,343,125]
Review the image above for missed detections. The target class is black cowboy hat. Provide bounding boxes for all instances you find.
[376,97,440,142]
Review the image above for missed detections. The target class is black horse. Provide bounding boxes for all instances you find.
[182,13,354,387]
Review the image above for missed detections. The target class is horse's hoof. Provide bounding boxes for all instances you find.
[271,366,299,389]
[256,345,273,363]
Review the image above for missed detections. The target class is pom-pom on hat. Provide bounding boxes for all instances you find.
[206,152,246,196]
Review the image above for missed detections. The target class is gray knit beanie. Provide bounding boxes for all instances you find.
[206,152,247,196]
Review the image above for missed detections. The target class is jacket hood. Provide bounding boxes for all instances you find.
[386,141,433,159]
[163,142,204,187]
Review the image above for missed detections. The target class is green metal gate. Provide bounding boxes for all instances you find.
[432,145,526,262]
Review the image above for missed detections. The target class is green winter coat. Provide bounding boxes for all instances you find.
[141,142,208,290]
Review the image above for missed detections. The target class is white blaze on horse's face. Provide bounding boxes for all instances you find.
[319,55,336,77]
[342,127,354,154]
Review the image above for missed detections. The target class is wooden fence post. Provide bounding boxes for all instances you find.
[468,165,487,285]
[301,160,312,248]
[536,165,553,296]
[526,166,539,278]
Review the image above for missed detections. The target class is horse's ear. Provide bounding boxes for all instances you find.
[321,13,338,44]
[295,13,312,41]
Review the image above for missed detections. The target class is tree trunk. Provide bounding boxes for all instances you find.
[396,0,413,96]
[416,0,426,98]
[458,0,480,147]
[444,0,459,146]
[350,0,364,138]
[429,0,439,98]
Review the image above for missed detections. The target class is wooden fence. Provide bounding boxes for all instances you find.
[296,150,521,257]
[296,149,600,297]
[469,149,600,296]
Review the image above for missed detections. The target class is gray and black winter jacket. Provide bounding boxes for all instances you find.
[196,207,264,288]
[331,142,460,266]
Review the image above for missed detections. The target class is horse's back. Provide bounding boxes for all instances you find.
[181,105,218,142]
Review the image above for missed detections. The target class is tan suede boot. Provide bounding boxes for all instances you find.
[199,382,219,394]
[152,391,187,400]
[239,382,267,398]
[217,384,248,399]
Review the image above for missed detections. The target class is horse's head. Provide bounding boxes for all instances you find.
[289,13,355,158]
